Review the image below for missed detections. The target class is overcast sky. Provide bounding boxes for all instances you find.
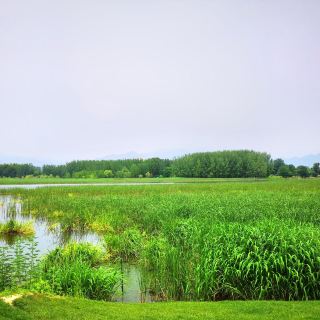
[1,0,319,163]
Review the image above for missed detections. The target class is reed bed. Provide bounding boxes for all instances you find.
[1,178,320,300]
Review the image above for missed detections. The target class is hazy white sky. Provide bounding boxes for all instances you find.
[1,0,319,163]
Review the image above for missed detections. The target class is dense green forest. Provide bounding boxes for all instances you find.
[0,150,319,178]
[171,151,272,178]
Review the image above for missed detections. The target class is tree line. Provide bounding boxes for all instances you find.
[273,158,320,178]
[0,150,319,179]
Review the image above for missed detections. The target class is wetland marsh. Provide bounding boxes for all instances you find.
[1,178,320,302]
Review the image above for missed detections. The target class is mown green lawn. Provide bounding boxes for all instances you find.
[0,295,319,320]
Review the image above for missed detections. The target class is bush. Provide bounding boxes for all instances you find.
[296,166,311,178]
[278,165,291,178]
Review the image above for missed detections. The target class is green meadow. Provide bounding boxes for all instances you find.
[2,295,320,320]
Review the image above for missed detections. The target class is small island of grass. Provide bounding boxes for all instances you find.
[0,219,35,236]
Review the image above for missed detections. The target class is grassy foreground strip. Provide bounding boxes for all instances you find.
[0,295,319,320]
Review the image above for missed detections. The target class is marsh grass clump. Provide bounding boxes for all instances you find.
[0,219,35,236]
[90,220,114,234]
[43,242,105,266]
[41,242,121,301]
[104,228,144,262]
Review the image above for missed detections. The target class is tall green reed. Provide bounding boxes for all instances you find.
[142,220,320,300]
[41,242,121,301]
[0,238,40,291]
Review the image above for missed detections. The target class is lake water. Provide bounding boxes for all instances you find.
[0,194,150,302]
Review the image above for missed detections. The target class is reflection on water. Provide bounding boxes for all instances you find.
[113,263,151,303]
[0,195,100,254]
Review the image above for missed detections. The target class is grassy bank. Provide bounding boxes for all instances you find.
[0,294,319,320]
